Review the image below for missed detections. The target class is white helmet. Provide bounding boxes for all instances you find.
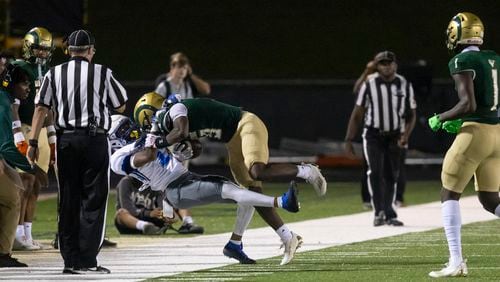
[108,115,140,153]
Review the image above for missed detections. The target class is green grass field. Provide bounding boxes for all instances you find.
[33,180,474,239]
[33,180,494,281]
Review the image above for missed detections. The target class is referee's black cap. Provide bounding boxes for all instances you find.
[67,29,95,50]
[374,51,396,63]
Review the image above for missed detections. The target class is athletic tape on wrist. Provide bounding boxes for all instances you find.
[14,132,25,143]
[48,135,57,144]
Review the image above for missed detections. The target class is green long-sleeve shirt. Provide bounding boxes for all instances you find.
[0,89,32,171]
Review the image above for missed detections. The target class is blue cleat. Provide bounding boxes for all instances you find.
[282,181,300,213]
[223,242,256,264]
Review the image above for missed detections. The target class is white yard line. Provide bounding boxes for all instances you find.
[1,196,496,281]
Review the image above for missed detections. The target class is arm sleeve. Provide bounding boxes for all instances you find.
[0,109,31,171]
[169,103,188,121]
[110,144,136,175]
[35,69,53,107]
[106,69,128,109]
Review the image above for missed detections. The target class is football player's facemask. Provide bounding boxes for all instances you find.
[446,12,484,52]
[153,108,173,134]
[134,92,165,130]
[23,27,55,65]
[108,115,141,153]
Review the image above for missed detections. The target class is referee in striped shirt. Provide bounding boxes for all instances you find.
[27,29,127,274]
[345,51,416,227]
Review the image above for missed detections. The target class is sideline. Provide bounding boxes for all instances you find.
[1,196,496,281]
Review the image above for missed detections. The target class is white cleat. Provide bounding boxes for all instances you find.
[280,232,303,265]
[429,259,468,278]
[304,163,327,196]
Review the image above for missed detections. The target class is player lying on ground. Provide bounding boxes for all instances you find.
[109,116,301,265]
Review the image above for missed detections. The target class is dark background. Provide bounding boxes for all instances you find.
[7,0,499,153]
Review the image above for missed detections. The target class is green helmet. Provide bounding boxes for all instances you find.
[22,27,55,65]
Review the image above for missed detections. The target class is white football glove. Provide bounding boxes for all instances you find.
[172,141,193,161]
[145,133,159,148]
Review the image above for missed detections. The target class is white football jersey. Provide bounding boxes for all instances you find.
[110,143,188,192]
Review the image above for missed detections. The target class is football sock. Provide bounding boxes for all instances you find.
[495,204,500,217]
[275,225,293,242]
[442,200,462,267]
[233,204,255,236]
[276,196,283,208]
[16,225,25,239]
[229,240,242,245]
[183,216,194,225]
[296,165,312,179]
[221,183,274,207]
[135,220,148,231]
[23,222,33,242]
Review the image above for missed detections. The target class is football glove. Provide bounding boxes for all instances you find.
[145,133,159,148]
[14,132,27,155]
[172,141,194,161]
[428,114,442,132]
[442,119,463,134]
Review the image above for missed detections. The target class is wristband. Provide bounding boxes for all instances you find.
[46,125,56,133]
[48,135,57,144]
[29,139,38,147]
[14,132,25,143]
[12,120,22,129]
[13,98,20,105]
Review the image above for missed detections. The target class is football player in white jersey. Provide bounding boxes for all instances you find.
[109,115,301,265]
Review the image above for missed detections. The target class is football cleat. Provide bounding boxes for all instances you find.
[281,181,300,213]
[142,223,164,235]
[178,223,204,234]
[223,242,256,264]
[280,232,303,265]
[429,259,468,278]
[304,163,327,196]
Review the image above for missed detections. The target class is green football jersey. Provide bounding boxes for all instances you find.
[12,60,49,125]
[448,50,500,124]
[182,98,242,142]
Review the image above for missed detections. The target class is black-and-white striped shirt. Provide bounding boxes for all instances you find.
[356,73,416,132]
[35,57,127,131]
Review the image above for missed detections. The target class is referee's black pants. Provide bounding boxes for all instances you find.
[56,131,109,268]
[362,128,401,220]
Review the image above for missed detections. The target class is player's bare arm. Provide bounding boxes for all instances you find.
[344,105,366,156]
[166,115,189,144]
[438,72,476,121]
[400,109,416,147]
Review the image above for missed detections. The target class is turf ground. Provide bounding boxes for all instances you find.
[28,181,498,281]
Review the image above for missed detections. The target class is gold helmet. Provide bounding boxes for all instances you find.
[134,92,165,129]
[446,12,484,51]
[23,27,55,65]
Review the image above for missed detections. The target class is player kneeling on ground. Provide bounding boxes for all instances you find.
[109,115,300,264]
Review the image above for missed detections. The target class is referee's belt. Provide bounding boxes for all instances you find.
[57,128,107,135]
[366,127,401,136]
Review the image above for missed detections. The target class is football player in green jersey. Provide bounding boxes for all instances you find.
[135,93,327,265]
[428,12,500,278]
[10,27,56,251]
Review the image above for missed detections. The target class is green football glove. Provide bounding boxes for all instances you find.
[442,119,463,134]
[428,114,442,132]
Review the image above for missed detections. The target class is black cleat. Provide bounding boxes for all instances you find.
[178,223,204,234]
[386,218,404,226]
[0,254,27,267]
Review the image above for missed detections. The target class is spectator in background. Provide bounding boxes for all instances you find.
[345,51,416,226]
[352,55,416,209]
[0,51,14,74]
[154,52,211,98]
